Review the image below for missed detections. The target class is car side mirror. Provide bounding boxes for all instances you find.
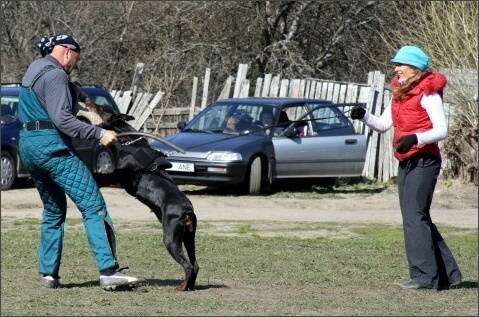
[283,126,298,137]
[177,121,187,131]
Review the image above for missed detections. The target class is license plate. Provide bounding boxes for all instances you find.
[166,162,195,173]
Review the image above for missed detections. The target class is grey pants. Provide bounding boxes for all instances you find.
[397,154,462,288]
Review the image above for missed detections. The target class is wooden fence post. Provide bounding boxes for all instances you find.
[218,76,234,100]
[201,68,210,109]
[233,64,248,98]
[190,77,198,121]
[261,74,272,97]
[130,62,144,101]
[254,77,263,97]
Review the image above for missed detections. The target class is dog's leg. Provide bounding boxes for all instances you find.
[182,212,199,290]
[162,209,198,291]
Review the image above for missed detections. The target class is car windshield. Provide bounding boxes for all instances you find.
[185,103,280,134]
[82,90,120,112]
[182,100,353,136]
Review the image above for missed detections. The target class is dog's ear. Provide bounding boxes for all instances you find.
[118,113,135,122]
[98,105,134,124]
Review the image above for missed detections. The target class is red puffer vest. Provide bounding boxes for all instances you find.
[391,71,447,161]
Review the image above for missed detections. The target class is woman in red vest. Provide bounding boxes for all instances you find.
[350,45,462,291]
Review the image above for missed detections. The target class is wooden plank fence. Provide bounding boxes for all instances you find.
[109,63,453,183]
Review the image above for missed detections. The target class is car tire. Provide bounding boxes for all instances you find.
[93,146,115,174]
[334,176,351,186]
[247,156,262,196]
[1,150,16,191]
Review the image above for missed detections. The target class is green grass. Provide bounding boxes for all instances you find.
[1,218,477,316]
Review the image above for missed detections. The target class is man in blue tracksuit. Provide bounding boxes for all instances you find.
[18,34,139,290]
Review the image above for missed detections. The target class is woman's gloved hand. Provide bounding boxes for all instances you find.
[350,105,366,120]
[395,134,418,153]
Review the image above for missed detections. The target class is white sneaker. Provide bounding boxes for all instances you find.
[100,269,140,290]
[41,275,60,289]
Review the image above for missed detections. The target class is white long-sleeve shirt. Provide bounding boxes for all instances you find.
[361,93,448,145]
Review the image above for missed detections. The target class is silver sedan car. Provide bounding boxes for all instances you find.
[151,97,367,195]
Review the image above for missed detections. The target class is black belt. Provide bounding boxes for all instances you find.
[22,121,55,130]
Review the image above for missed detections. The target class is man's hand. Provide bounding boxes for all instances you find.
[395,134,418,154]
[99,130,118,146]
[350,105,366,120]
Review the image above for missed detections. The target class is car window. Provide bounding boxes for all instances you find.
[273,104,311,136]
[90,96,110,107]
[311,104,355,135]
[82,89,120,112]
[1,96,19,117]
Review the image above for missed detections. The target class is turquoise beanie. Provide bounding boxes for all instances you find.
[390,45,429,71]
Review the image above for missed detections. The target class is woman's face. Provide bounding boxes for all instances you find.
[226,116,239,131]
[393,64,416,82]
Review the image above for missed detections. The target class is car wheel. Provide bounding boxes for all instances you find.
[1,150,16,191]
[94,146,115,174]
[247,156,262,196]
[334,176,351,186]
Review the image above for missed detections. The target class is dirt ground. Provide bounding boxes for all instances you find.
[1,179,477,234]
[2,179,477,317]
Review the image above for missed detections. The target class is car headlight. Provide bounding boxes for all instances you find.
[206,151,243,162]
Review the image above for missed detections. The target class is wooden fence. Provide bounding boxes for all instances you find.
[110,64,448,183]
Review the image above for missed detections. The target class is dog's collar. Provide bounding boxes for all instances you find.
[120,144,172,171]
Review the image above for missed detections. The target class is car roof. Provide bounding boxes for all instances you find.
[1,83,109,91]
[212,97,335,107]
[1,83,113,97]
[1,86,21,95]
[1,83,120,111]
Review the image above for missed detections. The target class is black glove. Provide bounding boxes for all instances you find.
[350,106,366,120]
[395,134,418,154]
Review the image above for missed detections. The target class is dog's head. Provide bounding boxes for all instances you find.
[87,102,135,130]
[86,101,171,172]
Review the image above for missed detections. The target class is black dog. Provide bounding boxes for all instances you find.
[89,103,199,292]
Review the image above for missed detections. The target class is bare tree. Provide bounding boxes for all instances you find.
[1,1,395,91]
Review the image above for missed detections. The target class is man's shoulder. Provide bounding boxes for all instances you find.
[23,58,65,87]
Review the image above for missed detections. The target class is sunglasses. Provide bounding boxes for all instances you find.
[59,44,80,53]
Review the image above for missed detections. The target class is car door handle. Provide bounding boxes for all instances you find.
[345,139,357,145]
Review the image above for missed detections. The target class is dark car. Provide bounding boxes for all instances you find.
[150,97,367,195]
[1,83,120,190]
